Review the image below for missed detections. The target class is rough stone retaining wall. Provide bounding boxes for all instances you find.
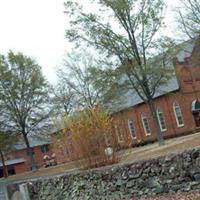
[28,148,200,200]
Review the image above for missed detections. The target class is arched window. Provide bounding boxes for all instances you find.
[191,100,200,111]
[128,119,136,139]
[141,113,151,135]
[114,124,124,142]
[173,102,184,127]
[157,108,167,132]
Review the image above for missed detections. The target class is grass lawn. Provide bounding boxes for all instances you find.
[2,131,200,183]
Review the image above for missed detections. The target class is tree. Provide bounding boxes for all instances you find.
[177,0,200,39]
[51,83,75,117]
[0,51,51,170]
[64,0,176,144]
[57,51,117,109]
[61,106,118,168]
[0,133,18,178]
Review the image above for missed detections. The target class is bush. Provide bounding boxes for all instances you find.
[61,106,118,169]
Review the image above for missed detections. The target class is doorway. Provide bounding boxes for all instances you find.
[191,100,200,128]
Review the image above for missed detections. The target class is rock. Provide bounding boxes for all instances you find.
[194,173,200,181]
[126,180,135,188]
[169,166,176,174]
[190,181,199,186]
[164,179,173,184]
[170,184,181,191]
[196,158,200,167]
[164,154,174,162]
[191,150,200,159]
[115,179,124,186]
[152,185,164,194]
[121,171,128,180]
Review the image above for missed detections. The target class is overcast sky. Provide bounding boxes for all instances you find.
[0,0,179,83]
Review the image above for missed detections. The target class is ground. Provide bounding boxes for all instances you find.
[2,132,200,183]
[120,131,200,163]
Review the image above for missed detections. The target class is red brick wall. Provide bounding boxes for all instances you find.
[51,132,75,164]
[10,144,53,172]
[14,162,26,174]
[112,90,200,147]
[111,59,200,147]
[174,60,200,95]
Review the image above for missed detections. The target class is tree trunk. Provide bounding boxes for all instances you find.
[148,100,165,145]
[23,133,38,171]
[0,150,8,178]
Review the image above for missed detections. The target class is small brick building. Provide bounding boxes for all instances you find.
[52,38,200,164]
[0,137,53,178]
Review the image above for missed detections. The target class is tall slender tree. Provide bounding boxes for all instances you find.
[64,0,176,144]
[0,51,51,170]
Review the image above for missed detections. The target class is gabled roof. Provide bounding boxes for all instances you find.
[0,158,25,167]
[14,136,51,150]
[110,77,179,113]
[176,39,195,62]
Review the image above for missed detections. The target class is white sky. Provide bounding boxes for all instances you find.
[0,0,180,83]
[0,0,70,82]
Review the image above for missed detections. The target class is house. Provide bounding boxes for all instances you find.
[52,37,200,164]
[0,136,53,178]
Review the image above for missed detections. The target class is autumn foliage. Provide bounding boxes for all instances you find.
[61,106,118,168]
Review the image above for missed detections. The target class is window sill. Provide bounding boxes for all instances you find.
[177,124,184,128]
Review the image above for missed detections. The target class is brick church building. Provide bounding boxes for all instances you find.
[112,38,200,147]
[52,38,200,164]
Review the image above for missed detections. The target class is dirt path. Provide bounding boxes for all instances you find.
[120,132,200,163]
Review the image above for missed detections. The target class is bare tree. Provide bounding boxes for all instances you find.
[57,52,117,109]
[51,83,75,116]
[64,0,177,144]
[177,0,200,38]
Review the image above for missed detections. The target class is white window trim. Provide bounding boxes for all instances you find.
[141,113,151,136]
[128,119,137,139]
[115,125,124,143]
[157,108,167,132]
[173,102,184,128]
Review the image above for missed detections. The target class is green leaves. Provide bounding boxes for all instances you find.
[0,51,51,137]
[64,0,174,102]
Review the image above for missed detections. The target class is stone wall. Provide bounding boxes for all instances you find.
[28,148,200,200]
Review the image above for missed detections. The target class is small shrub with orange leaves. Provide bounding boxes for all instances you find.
[61,106,118,169]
